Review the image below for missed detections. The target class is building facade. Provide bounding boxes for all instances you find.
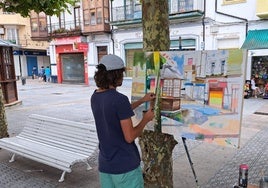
[0,10,50,79]
[110,0,268,89]
[35,0,110,84]
[30,0,268,87]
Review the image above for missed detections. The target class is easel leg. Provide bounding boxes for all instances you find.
[182,137,199,187]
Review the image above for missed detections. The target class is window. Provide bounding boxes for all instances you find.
[38,12,47,31]
[97,9,102,24]
[221,60,225,74]
[125,0,142,19]
[59,12,65,28]
[169,0,194,13]
[90,10,96,25]
[74,6,81,28]
[30,12,38,32]
[211,62,215,75]
[30,12,47,32]
[6,27,17,44]
[31,22,38,32]
[83,9,90,25]
[104,7,109,23]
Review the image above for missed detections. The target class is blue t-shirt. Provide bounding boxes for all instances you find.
[91,89,141,174]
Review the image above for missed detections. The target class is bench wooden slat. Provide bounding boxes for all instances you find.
[0,137,92,161]
[29,114,96,130]
[0,114,99,182]
[28,118,95,133]
[17,134,97,156]
[27,119,96,137]
[0,138,73,172]
[20,128,98,146]
[19,131,98,148]
[22,125,98,143]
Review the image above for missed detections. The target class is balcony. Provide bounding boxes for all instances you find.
[256,0,268,19]
[31,27,49,41]
[48,20,82,38]
[112,3,142,22]
[111,0,204,26]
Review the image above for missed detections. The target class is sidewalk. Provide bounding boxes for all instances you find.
[1,79,268,188]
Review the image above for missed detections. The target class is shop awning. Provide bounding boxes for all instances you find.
[241,29,268,50]
[0,38,19,47]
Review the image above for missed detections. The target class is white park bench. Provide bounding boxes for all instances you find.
[0,114,98,182]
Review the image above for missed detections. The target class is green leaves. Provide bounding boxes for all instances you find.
[0,0,77,17]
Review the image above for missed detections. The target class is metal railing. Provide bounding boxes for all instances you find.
[111,0,204,22]
[48,20,81,34]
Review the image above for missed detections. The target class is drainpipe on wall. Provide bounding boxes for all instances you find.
[110,0,115,55]
[202,0,206,50]
[215,0,248,37]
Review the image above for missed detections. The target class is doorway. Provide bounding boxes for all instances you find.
[61,53,85,83]
[26,56,38,77]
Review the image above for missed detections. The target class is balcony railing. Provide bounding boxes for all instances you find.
[48,20,81,36]
[111,0,204,22]
[112,3,142,21]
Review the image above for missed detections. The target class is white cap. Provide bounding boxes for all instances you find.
[100,54,125,71]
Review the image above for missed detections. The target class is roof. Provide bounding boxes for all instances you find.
[241,29,268,50]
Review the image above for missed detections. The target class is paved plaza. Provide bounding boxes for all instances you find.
[1,78,267,188]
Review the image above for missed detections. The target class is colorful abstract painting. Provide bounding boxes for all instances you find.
[131,49,247,148]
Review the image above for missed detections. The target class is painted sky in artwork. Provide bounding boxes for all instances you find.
[131,49,247,148]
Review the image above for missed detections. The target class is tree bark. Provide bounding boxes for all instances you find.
[139,130,178,188]
[0,85,9,138]
[140,0,178,187]
[142,0,170,51]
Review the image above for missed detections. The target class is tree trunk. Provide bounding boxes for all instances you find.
[140,0,178,187]
[142,0,170,51]
[0,85,9,138]
[139,130,178,188]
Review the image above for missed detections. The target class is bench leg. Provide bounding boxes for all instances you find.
[85,161,92,170]
[9,154,16,162]
[59,171,66,182]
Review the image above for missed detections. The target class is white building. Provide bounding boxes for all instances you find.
[110,0,268,86]
[43,0,268,86]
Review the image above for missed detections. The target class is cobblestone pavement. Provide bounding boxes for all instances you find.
[0,163,55,188]
[204,127,268,188]
[1,79,268,188]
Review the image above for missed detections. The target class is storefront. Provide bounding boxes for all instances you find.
[54,36,89,84]
[241,29,268,91]
[251,55,268,89]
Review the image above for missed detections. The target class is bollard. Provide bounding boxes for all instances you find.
[21,77,26,85]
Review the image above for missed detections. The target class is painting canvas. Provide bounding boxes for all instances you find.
[131,49,246,148]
